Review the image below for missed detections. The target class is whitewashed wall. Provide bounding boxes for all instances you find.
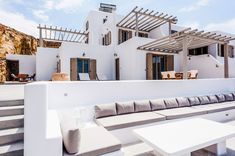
[116,37,178,80]
[59,42,115,80]
[188,54,224,78]
[36,47,59,81]
[0,84,24,100]
[24,79,235,156]
[6,54,36,75]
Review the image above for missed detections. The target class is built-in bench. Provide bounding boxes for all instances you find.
[94,93,235,131]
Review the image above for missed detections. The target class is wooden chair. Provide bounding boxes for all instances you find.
[11,73,19,81]
[188,70,198,79]
[28,73,36,81]
[161,71,176,80]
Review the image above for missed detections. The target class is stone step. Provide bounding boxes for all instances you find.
[0,128,24,146]
[0,106,24,117]
[0,115,24,130]
[0,100,24,107]
[0,141,23,156]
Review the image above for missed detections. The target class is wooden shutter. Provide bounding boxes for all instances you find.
[166,55,174,71]
[118,29,122,44]
[70,58,77,81]
[115,58,120,80]
[146,53,153,80]
[89,59,97,80]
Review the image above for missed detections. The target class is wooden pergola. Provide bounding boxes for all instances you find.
[138,28,235,78]
[38,25,88,47]
[117,7,177,35]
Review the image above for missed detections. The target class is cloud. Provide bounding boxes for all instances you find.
[0,9,38,37]
[33,10,49,22]
[179,0,210,12]
[43,0,85,12]
[205,18,235,34]
[181,21,200,29]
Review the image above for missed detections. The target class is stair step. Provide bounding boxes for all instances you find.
[0,106,24,117]
[0,141,23,156]
[0,115,24,130]
[0,100,24,107]
[0,128,24,146]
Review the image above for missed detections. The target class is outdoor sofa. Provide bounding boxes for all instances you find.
[95,93,235,131]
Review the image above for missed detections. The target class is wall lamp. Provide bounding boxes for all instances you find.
[82,53,86,57]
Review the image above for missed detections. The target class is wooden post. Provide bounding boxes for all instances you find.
[224,43,229,78]
[182,38,188,79]
[135,13,139,36]
[39,24,43,47]
[168,21,172,35]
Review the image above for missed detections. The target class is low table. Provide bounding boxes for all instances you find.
[133,118,235,156]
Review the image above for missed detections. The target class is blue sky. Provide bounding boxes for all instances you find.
[0,0,235,37]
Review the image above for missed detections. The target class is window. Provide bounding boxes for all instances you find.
[118,29,132,44]
[188,46,208,56]
[218,44,234,58]
[138,32,148,38]
[77,59,90,73]
[102,31,112,46]
[86,21,89,31]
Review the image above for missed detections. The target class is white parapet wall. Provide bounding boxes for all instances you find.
[24,79,235,156]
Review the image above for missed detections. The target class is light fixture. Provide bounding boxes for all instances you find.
[82,53,86,57]
[114,53,118,57]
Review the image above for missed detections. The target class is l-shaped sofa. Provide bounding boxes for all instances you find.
[64,93,235,156]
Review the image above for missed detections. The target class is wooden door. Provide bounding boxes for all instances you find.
[166,55,174,71]
[89,59,97,80]
[146,53,153,80]
[115,58,120,80]
[6,60,19,81]
[70,58,77,81]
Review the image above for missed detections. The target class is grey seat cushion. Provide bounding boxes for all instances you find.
[154,107,207,120]
[164,98,178,109]
[150,99,166,111]
[188,97,200,106]
[65,126,121,156]
[176,97,190,107]
[95,112,165,130]
[116,101,135,115]
[192,102,235,113]
[198,96,210,105]
[208,95,219,103]
[224,93,234,101]
[134,100,151,112]
[216,94,226,103]
[95,103,117,119]
[61,119,80,154]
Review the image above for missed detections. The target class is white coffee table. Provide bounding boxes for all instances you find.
[133,118,235,156]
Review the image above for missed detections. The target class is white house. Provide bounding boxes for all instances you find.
[36,3,235,81]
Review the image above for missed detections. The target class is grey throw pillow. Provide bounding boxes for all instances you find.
[116,101,135,115]
[164,98,178,109]
[150,99,166,111]
[188,97,200,106]
[198,96,210,105]
[176,97,190,107]
[60,119,80,154]
[95,103,117,119]
[224,93,234,101]
[208,95,219,103]
[134,100,151,112]
[216,94,226,103]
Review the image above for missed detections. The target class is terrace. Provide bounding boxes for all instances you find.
[23,79,235,156]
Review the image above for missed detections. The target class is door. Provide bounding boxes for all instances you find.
[6,60,19,81]
[70,58,77,81]
[166,55,174,71]
[146,53,153,80]
[89,59,97,80]
[115,58,120,80]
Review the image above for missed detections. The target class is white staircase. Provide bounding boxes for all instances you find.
[0,100,24,156]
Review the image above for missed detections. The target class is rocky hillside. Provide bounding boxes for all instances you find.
[0,23,61,82]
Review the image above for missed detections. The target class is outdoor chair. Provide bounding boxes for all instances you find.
[10,73,19,81]
[188,70,198,79]
[78,73,90,81]
[161,71,176,80]
[96,73,108,81]
[28,73,36,81]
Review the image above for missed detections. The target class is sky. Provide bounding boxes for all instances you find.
[0,0,235,38]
